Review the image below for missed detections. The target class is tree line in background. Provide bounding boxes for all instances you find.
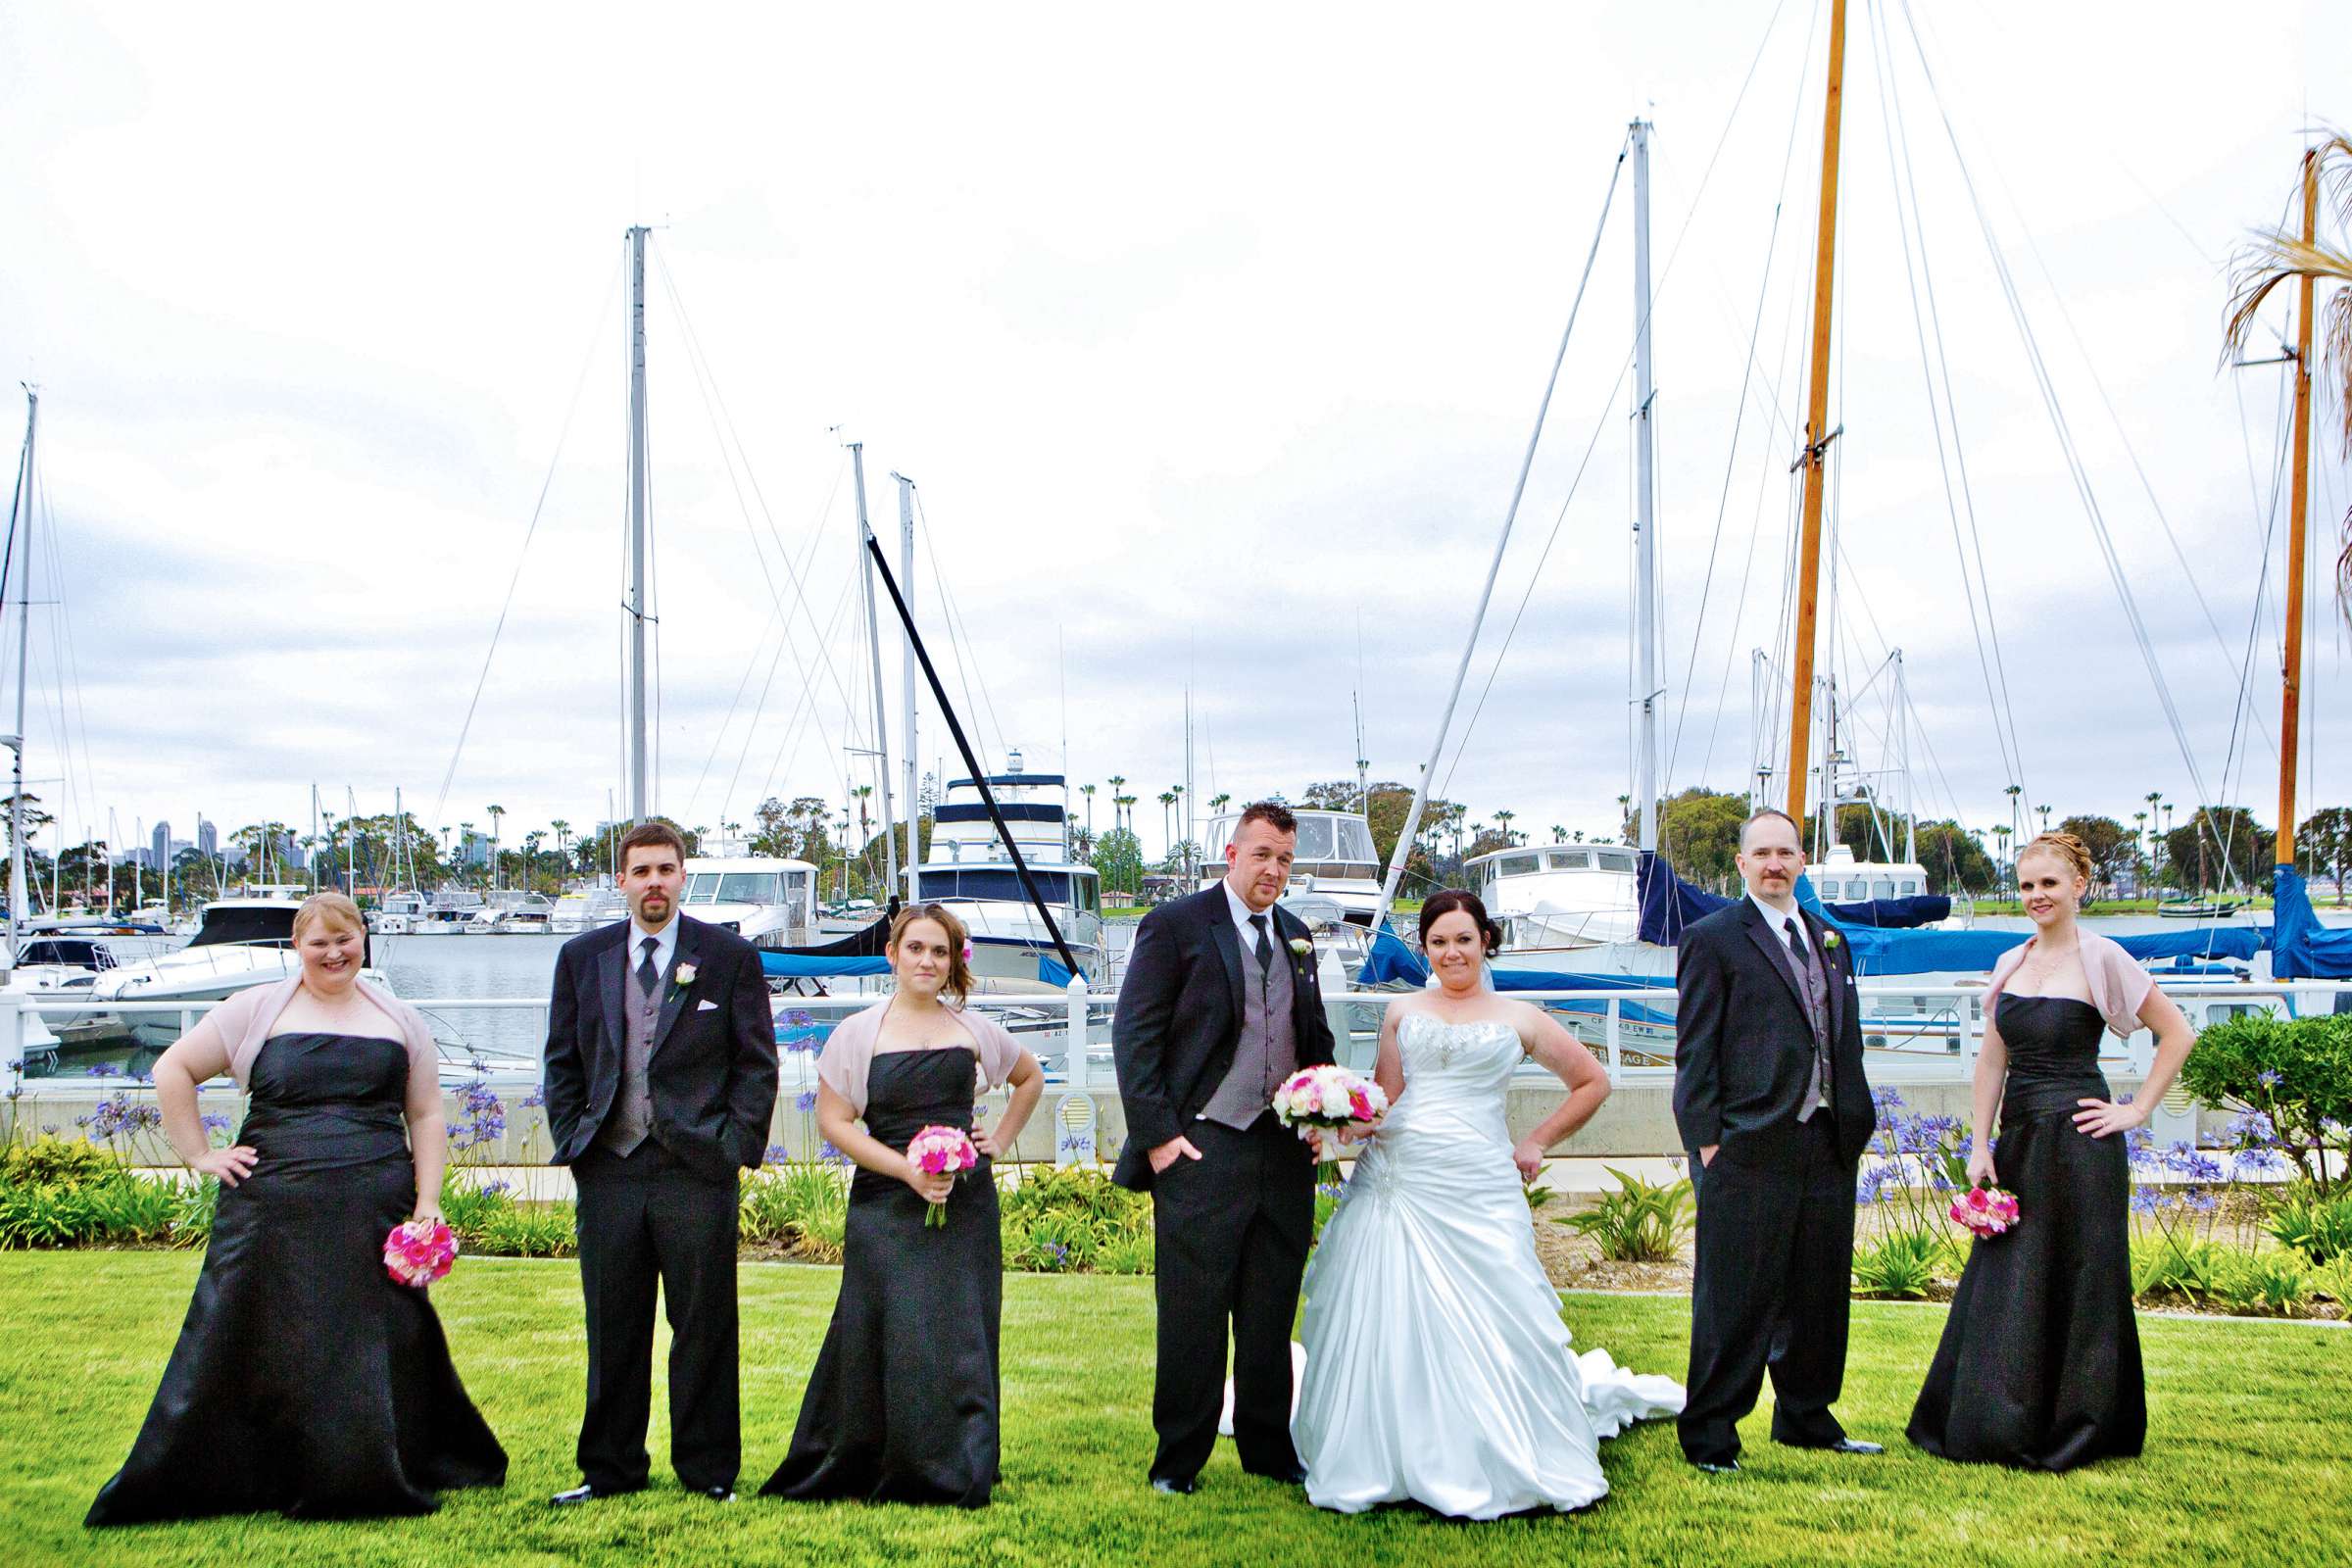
[6,781,2349,915]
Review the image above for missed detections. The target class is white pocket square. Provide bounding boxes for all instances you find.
[696,999,719,1011]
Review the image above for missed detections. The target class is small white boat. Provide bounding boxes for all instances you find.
[90,894,393,1051]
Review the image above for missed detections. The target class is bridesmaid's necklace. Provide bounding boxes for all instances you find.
[2021,934,2080,990]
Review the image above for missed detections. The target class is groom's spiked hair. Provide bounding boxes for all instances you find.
[1237,801,1297,836]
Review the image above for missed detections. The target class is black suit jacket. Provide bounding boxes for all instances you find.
[1110,885,1338,1191]
[1671,898,1876,1168]
[542,913,780,1184]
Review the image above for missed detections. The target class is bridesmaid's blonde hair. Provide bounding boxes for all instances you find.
[292,891,367,942]
[2017,831,2093,887]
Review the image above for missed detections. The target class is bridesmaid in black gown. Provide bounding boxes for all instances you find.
[762,904,1042,1507]
[88,895,506,1526]
[1908,833,2194,1472]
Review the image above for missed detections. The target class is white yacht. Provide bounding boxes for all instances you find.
[681,854,820,946]
[550,886,629,935]
[1471,842,1644,959]
[91,892,393,1050]
[911,753,1103,986]
[410,889,484,936]
[370,890,427,935]
[1198,808,1386,926]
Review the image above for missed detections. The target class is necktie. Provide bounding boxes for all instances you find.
[637,936,662,999]
[1249,913,1272,972]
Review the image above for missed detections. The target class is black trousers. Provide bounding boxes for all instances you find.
[1148,1112,1315,1483]
[571,1139,743,1493]
[1680,1114,1856,1465]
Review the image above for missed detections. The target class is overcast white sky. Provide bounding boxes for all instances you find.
[4,1,2348,863]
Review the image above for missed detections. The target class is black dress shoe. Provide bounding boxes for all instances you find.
[696,1486,737,1502]
[1150,1475,1199,1495]
[1824,1439,1884,1455]
[1248,1463,1309,1485]
[1690,1459,1740,1475]
[550,1482,645,1505]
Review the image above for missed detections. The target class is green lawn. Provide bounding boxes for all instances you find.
[2,1254,2346,1567]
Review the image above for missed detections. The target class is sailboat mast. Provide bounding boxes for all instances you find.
[850,445,898,901]
[625,224,653,826]
[6,387,33,963]
[2277,146,2318,871]
[895,472,918,897]
[1631,118,1661,852]
[1784,0,1848,825]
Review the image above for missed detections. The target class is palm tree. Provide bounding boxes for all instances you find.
[486,805,506,893]
[851,786,874,891]
[1552,824,1566,844]
[1992,823,2014,893]
[1157,791,1177,862]
[1106,776,1128,832]
[550,818,571,885]
[1495,808,1517,847]
[1115,795,1137,838]
[2226,129,2352,614]
[2035,804,2052,837]
[523,830,547,894]
[1079,784,1096,843]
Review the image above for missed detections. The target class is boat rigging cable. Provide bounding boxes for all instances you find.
[430,254,623,834]
[914,486,1012,771]
[1417,0,1797,832]
[1370,129,1628,921]
[860,533,1078,979]
[1894,0,2221,818]
[654,251,867,780]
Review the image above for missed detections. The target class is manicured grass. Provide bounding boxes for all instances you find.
[2,1253,2346,1566]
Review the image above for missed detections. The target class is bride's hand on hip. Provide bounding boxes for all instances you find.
[1511,1138,1546,1183]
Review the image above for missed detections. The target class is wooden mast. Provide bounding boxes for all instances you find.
[2277,146,2318,871]
[1785,0,1848,830]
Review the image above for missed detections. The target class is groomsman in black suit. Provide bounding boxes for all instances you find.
[1112,801,1337,1494]
[1672,808,1880,1472]
[542,820,778,1503]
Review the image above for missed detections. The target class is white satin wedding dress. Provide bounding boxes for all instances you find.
[1293,1013,1684,1517]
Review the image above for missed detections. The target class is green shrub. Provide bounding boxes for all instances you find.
[1851,1230,1950,1298]
[2264,1184,2352,1265]
[2308,1254,2352,1305]
[171,1180,217,1248]
[0,1136,122,1194]
[1555,1167,1694,1263]
[740,1159,850,1262]
[1094,1227,1154,1276]
[2210,1249,2314,1316]
[0,1181,105,1248]
[440,1173,519,1240]
[2132,1237,2222,1302]
[1522,1178,1556,1212]
[77,1176,182,1245]
[468,1201,577,1258]
[2180,1012,2352,1193]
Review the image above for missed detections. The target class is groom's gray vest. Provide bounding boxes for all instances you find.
[1199,922,1298,1130]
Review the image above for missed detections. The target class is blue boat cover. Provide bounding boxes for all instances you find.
[2269,864,2352,981]
[759,949,1080,988]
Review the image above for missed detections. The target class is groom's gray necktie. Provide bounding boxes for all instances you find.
[1783,916,1832,1121]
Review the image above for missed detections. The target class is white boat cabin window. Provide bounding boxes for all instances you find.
[1547,850,1591,870]
[685,872,787,905]
[1294,815,1334,859]
[1593,850,1636,872]
[1498,854,1542,877]
[1871,878,1896,899]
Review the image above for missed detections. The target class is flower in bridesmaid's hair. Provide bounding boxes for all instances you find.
[384,1218,459,1288]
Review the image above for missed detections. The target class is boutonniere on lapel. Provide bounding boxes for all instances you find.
[668,962,698,1002]
[1288,937,1312,956]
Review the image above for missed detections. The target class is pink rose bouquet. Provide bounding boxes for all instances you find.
[384,1217,459,1288]
[1948,1181,2021,1241]
[1269,1064,1390,1181]
[906,1124,981,1229]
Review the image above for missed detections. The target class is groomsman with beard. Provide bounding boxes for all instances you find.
[1112,802,1337,1494]
[541,820,779,1504]
[1672,808,1880,1473]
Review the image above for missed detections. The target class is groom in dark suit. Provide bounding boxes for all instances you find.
[542,819,778,1503]
[1113,801,1337,1494]
[1672,808,1879,1472]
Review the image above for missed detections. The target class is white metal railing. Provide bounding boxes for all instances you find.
[6,975,2347,1097]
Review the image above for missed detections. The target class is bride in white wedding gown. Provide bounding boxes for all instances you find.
[1293,891,1683,1517]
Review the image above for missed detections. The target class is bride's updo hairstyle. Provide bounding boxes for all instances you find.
[1417,889,1502,956]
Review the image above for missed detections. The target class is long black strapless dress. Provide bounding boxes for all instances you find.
[1908,995,2145,1471]
[86,1033,508,1526]
[762,1046,1003,1507]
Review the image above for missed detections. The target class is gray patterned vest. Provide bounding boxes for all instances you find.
[1200,914,1299,1130]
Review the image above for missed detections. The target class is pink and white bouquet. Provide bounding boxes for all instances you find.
[1948,1181,2021,1241]
[906,1124,981,1229]
[1269,1064,1389,1178]
[384,1217,459,1288]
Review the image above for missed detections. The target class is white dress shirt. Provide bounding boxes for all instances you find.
[1223,880,1280,954]
[629,914,680,982]
[1747,890,1811,963]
